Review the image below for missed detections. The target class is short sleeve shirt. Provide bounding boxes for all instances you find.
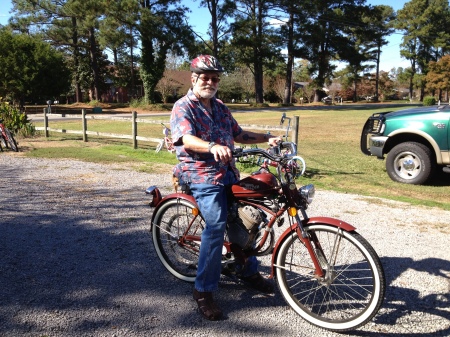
[170,89,242,185]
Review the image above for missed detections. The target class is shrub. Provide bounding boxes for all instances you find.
[423,96,436,106]
[129,97,171,111]
[0,103,36,137]
[249,102,269,108]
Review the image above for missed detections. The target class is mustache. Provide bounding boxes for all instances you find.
[200,85,216,90]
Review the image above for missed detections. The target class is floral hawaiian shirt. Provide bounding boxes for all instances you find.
[170,89,242,185]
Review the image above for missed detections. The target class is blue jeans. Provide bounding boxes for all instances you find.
[190,171,258,292]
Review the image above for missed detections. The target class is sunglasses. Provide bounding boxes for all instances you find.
[196,75,221,83]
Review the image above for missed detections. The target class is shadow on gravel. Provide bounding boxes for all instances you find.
[351,256,450,337]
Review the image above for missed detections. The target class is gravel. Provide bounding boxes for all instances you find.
[1,155,449,337]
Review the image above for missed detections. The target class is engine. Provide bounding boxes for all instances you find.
[226,202,264,250]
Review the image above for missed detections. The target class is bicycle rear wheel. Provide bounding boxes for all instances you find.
[152,198,205,282]
[4,129,18,152]
[155,140,164,153]
[0,135,6,150]
[275,224,385,332]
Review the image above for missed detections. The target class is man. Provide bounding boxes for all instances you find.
[170,55,281,321]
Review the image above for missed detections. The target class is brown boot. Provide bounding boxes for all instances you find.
[240,272,274,294]
[193,289,223,320]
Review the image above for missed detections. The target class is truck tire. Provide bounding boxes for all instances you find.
[386,142,434,185]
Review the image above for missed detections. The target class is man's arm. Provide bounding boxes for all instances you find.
[235,130,281,146]
[181,134,233,163]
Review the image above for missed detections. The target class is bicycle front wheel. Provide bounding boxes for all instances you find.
[4,129,18,152]
[275,224,385,332]
[152,199,205,282]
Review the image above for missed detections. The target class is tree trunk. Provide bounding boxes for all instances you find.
[130,25,135,98]
[89,26,100,101]
[254,0,264,103]
[283,12,294,105]
[71,17,82,103]
[210,0,219,57]
[374,43,381,102]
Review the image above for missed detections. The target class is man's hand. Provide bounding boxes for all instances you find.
[210,144,233,163]
[268,136,282,147]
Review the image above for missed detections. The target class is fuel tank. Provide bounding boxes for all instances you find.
[231,172,280,199]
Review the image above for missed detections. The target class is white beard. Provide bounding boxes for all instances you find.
[194,85,217,99]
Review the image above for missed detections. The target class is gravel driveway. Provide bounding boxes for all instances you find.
[1,155,449,337]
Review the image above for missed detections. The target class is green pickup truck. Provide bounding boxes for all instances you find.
[360,105,450,184]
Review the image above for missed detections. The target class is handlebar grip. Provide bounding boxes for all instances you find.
[232,147,244,157]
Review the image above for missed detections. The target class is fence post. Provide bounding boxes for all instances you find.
[82,109,87,142]
[44,108,49,138]
[292,115,299,146]
[132,111,137,149]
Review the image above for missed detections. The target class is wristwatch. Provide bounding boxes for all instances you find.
[208,142,216,152]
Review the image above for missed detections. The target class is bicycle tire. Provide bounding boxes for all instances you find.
[0,134,7,150]
[275,224,385,332]
[4,129,18,152]
[152,198,205,282]
[155,140,164,153]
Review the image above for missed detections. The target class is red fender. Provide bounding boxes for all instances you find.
[270,216,356,277]
[149,191,198,227]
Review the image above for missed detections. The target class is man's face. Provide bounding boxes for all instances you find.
[191,72,220,99]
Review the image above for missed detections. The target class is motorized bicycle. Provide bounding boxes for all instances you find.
[146,138,385,332]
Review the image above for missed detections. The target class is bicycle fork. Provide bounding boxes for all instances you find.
[292,213,326,279]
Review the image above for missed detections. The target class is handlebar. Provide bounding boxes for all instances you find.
[233,141,297,163]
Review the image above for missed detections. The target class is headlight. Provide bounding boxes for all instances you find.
[299,184,315,205]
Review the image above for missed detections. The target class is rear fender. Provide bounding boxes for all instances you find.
[270,217,356,277]
[149,192,198,229]
[145,186,162,207]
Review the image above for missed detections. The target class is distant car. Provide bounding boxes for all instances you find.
[360,105,450,184]
[321,96,342,104]
[321,96,332,104]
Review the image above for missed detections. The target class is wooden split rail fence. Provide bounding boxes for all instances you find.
[35,109,165,149]
[35,108,300,149]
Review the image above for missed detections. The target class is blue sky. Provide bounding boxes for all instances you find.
[0,0,410,71]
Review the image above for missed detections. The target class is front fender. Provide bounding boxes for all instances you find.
[270,217,356,277]
[149,193,198,229]
[304,216,356,231]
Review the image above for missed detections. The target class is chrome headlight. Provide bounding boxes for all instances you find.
[299,184,315,205]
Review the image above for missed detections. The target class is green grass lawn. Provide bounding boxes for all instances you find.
[27,104,450,210]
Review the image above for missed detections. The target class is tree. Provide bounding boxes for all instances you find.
[425,55,450,100]
[394,0,450,101]
[286,0,370,102]
[216,72,245,102]
[274,0,303,104]
[136,0,195,104]
[362,5,395,102]
[10,0,108,102]
[196,0,236,58]
[230,0,283,103]
[0,28,71,107]
[377,70,395,101]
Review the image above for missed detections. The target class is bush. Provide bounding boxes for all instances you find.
[249,102,269,108]
[129,97,172,111]
[0,103,36,137]
[423,96,436,106]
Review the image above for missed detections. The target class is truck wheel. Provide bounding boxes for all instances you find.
[386,142,434,185]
